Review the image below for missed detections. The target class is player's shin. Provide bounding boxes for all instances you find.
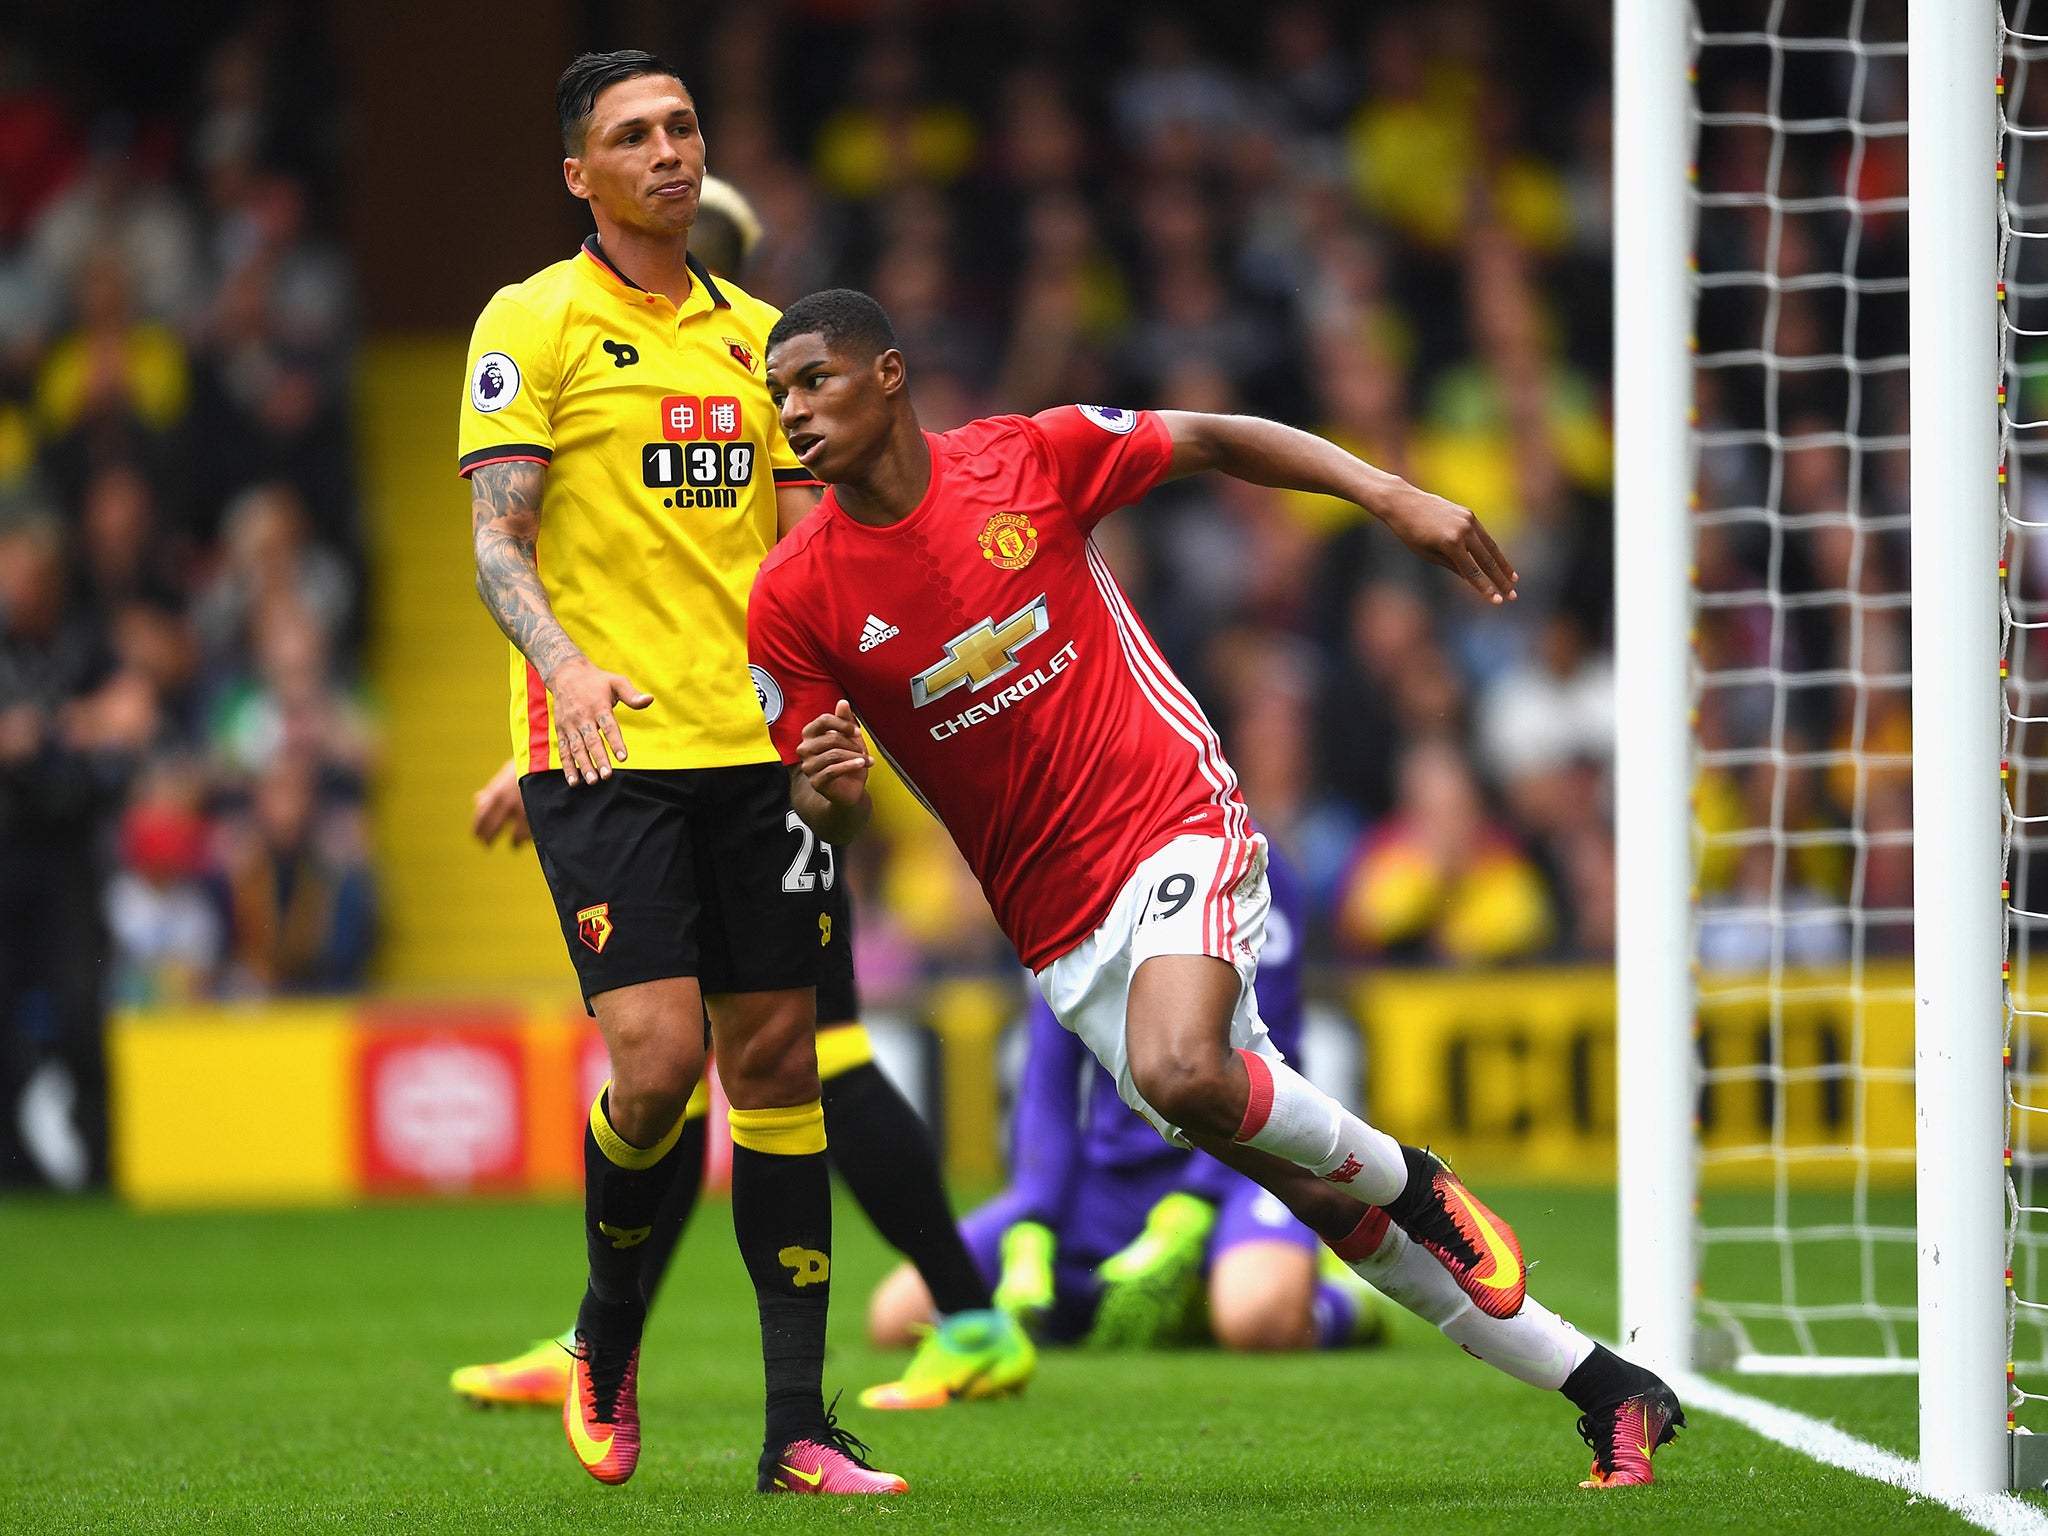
[1332,1211,1591,1390]
[583,1085,692,1316]
[820,1035,993,1314]
[729,1101,834,1453]
[1230,1049,1406,1203]
[635,1087,711,1309]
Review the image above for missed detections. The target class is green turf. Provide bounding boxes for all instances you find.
[1696,1188,1920,1360]
[0,1184,2000,1534]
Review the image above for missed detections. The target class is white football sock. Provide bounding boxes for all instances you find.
[1232,1049,1406,1204]
[1342,1214,1593,1392]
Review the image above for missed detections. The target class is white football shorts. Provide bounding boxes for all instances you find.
[1033,832,1277,1142]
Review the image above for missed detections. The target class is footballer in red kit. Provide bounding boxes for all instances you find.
[750,399,1241,972]
[749,290,1686,1490]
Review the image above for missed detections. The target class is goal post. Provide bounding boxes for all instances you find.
[1613,0,2008,1494]
[1612,0,1699,1384]
[1908,0,2005,1497]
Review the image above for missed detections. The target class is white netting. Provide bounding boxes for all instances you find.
[2004,0,2048,1439]
[1687,0,1917,1366]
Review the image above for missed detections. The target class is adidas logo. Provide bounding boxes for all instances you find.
[858,614,900,652]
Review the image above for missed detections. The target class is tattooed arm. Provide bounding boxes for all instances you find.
[471,461,651,785]
[471,462,576,675]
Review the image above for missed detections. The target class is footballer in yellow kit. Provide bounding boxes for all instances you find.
[461,235,813,778]
[459,48,903,1496]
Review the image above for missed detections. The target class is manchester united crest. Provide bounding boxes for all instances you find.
[576,903,614,954]
[978,512,1039,571]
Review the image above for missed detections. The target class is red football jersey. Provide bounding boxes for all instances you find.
[748,405,1250,970]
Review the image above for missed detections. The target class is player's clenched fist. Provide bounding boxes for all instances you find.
[797,699,872,805]
[549,655,653,785]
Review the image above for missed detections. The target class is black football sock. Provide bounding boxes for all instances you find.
[821,1054,994,1315]
[636,1110,709,1310]
[729,1101,832,1457]
[582,1087,689,1314]
[1379,1144,1444,1230]
[576,1286,645,1354]
[1561,1342,1660,1414]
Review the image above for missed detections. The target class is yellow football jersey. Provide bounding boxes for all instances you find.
[458,237,816,773]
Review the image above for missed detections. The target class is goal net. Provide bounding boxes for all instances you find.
[2005,0,2048,1439]
[1685,0,1917,1372]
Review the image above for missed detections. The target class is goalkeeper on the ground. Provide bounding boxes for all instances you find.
[864,839,1385,1374]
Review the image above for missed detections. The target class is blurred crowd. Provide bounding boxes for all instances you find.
[700,1,1622,994]
[0,0,1916,1188]
[0,14,369,1181]
[1687,9,1911,972]
[696,0,1908,996]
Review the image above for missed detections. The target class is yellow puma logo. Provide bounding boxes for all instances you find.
[778,1245,830,1286]
[600,1222,651,1250]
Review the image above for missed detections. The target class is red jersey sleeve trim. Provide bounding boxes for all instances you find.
[524,662,551,773]
[459,444,554,477]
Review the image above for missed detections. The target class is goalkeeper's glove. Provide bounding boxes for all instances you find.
[1084,1191,1216,1350]
[994,1220,1056,1335]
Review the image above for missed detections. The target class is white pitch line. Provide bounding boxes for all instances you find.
[1669,1367,2048,1536]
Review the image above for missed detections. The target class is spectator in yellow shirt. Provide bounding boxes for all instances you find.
[35,249,188,438]
[1335,739,1554,965]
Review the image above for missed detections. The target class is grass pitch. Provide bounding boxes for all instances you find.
[0,1184,1997,1534]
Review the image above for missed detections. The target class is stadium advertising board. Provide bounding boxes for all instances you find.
[1352,962,1914,1184]
[106,965,1916,1205]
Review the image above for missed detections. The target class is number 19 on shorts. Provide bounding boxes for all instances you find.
[1137,873,1195,925]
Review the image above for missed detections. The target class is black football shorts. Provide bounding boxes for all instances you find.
[817,879,858,1026]
[522,763,839,1011]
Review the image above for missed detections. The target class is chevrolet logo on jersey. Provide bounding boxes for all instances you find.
[910,596,1051,707]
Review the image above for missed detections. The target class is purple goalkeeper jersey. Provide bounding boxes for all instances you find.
[1004,837,1308,1225]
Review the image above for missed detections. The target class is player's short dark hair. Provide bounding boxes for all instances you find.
[557,50,688,154]
[766,289,899,361]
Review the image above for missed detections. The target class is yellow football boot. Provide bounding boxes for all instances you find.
[450,1331,574,1408]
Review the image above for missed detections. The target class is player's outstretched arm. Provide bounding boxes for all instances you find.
[1156,411,1519,605]
[470,461,652,785]
[790,699,874,845]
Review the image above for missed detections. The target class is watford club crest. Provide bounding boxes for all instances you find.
[576,903,614,954]
[978,512,1039,571]
[724,337,757,372]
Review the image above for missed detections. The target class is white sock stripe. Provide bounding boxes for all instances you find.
[1083,542,1247,839]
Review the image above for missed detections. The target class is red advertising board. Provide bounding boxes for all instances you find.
[358,1020,527,1194]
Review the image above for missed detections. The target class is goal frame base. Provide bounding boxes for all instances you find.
[2010,1431,2048,1493]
